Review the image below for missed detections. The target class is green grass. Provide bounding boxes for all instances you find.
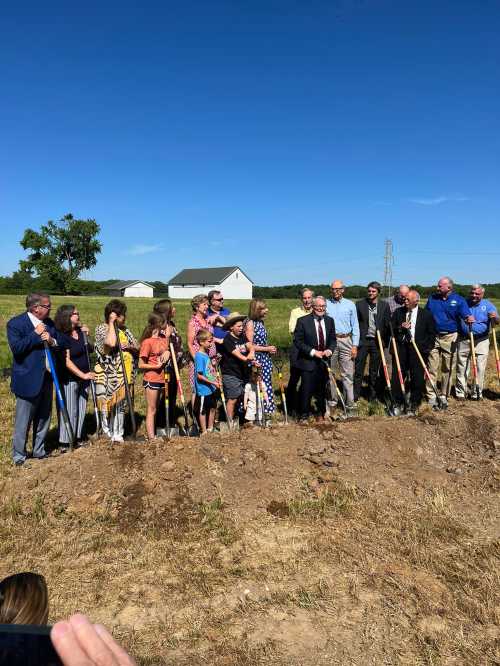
[1,294,499,371]
[0,295,297,369]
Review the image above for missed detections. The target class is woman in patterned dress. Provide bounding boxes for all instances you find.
[186,295,217,396]
[94,299,139,442]
[244,299,276,414]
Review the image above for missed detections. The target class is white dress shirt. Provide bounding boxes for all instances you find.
[407,307,418,339]
[310,317,327,355]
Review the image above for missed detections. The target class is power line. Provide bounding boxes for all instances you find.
[383,238,394,298]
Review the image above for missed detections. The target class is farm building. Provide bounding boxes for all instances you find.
[167,266,253,300]
[107,280,154,298]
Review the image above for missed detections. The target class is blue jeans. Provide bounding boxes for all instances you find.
[12,373,53,463]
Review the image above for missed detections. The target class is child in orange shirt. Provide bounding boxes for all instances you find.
[139,313,171,440]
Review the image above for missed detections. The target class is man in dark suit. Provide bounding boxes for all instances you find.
[293,296,336,421]
[391,289,436,412]
[354,281,391,402]
[7,292,59,466]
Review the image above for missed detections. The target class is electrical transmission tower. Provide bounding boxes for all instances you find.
[383,239,394,298]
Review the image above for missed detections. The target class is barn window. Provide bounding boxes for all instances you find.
[236,272,239,279]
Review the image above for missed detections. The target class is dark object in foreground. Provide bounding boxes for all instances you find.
[0,625,62,666]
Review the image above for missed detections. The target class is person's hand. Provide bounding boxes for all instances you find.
[351,346,358,359]
[51,613,137,665]
[164,324,173,339]
[108,312,118,324]
[268,345,277,354]
[488,311,498,320]
[314,350,324,358]
[466,315,475,324]
[81,325,90,334]
[323,349,333,358]
[41,331,52,344]
[401,322,411,329]
[158,352,170,365]
[35,322,46,335]
[84,372,97,381]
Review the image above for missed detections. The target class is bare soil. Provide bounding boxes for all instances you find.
[1,401,499,665]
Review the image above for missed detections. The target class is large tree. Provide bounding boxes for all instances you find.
[19,213,102,294]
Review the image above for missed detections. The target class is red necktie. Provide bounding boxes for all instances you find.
[317,318,325,351]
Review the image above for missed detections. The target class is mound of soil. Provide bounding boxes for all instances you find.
[1,401,499,665]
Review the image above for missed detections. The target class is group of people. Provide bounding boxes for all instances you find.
[286,277,498,420]
[6,278,499,463]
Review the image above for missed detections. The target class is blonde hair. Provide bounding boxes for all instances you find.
[0,572,49,625]
[191,294,208,313]
[196,329,213,344]
[248,298,267,321]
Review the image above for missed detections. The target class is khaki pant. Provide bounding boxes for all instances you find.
[426,332,457,399]
[455,337,489,398]
[329,336,355,406]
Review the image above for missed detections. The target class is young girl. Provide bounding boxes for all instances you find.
[139,313,171,440]
[194,329,220,433]
[244,365,268,425]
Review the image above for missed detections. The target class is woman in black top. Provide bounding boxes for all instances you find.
[54,304,96,447]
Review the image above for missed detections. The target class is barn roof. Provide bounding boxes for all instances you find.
[168,266,253,285]
[107,280,154,290]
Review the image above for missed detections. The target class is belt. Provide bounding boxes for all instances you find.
[438,331,455,336]
[336,333,352,339]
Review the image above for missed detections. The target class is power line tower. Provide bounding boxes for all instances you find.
[383,238,394,298]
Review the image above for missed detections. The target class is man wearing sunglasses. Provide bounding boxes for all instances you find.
[207,290,231,346]
[7,292,60,466]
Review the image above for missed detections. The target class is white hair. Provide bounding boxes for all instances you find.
[313,295,326,305]
[471,283,485,292]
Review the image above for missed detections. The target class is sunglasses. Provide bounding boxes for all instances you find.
[72,311,80,316]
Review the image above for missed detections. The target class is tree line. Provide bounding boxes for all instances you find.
[3,213,499,299]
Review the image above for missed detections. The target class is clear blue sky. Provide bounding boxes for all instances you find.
[1,0,499,287]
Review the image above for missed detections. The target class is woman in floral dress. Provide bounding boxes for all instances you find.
[244,299,276,414]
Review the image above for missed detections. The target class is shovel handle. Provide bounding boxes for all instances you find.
[170,343,185,405]
[376,330,391,389]
[493,328,500,380]
[390,335,405,392]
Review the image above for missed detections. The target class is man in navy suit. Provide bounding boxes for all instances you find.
[7,292,59,465]
[293,296,337,421]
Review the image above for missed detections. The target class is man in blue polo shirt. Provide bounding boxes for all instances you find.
[207,290,231,346]
[425,276,473,406]
[455,284,499,400]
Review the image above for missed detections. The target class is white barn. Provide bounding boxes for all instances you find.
[107,280,154,298]
[167,266,253,300]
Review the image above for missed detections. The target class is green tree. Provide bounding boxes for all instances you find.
[19,213,102,294]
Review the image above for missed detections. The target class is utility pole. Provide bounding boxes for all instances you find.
[383,239,394,298]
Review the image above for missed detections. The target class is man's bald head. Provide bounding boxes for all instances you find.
[395,284,410,304]
[330,280,345,301]
[406,290,420,309]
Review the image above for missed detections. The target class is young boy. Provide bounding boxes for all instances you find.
[220,313,255,422]
[194,329,220,433]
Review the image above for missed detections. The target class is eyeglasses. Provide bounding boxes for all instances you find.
[212,298,224,301]
[38,303,51,309]
[313,305,327,310]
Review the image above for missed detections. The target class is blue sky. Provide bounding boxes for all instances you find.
[1,0,499,287]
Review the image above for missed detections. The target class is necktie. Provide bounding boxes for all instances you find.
[317,318,325,351]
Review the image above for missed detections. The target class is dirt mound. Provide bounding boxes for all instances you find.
[1,401,499,665]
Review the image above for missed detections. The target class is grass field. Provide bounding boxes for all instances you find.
[0,295,295,370]
[1,294,499,370]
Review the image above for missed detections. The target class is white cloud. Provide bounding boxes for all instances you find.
[407,195,469,206]
[125,244,163,256]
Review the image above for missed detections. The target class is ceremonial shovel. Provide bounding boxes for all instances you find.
[376,329,401,416]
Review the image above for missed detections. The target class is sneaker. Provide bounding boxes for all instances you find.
[112,435,124,443]
[455,395,466,401]
[156,428,167,437]
[428,396,437,407]
[440,395,448,407]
